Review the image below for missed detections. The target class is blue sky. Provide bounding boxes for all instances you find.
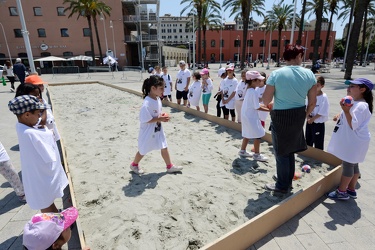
[159,0,345,38]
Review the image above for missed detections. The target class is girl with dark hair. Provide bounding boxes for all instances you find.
[131,75,183,174]
[327,78,373,200]
[3,60,16,92]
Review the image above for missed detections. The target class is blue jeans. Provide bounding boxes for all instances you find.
[271,123,295,190]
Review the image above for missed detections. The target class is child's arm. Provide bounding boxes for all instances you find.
[341,103,353,129]
[307,114,322,124]
[257,104,269,112]
[333,113,340,121]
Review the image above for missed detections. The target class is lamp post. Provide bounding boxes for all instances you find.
[137,0,144,72]
[192,16,196,70]
[329,35,333,63]
[219,17,223,68]
[100,13,109,57]
[262,30,265,67]
[247,31,252,63]
[303,30,309,67]
[16,0,35,72]
[237,35,241,65]
[266,30,272,70]
[109,20,118,71]
[364,26,375,67]
[0,22,12,65]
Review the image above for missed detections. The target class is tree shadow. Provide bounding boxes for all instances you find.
[122,171,169,197]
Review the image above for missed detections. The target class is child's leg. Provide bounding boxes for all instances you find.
[196,106,200,111]
[41,203,59,213]
[347,163,360,191]
[229,109,236,122]
[338,161,356,192]
[132,152,144,165]
[253,138,261,154]
[0,160,25,196]
[203,104,208,113]
[240,138,250,151]
[314,123,325,150]
[161,148,172,166]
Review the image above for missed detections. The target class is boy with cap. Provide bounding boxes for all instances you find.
[175,60,191,106]
[23,206,90,250]
[8,95,68,213]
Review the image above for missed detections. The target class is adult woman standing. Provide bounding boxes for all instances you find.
[3,61,16,92]
[262,45,317,193]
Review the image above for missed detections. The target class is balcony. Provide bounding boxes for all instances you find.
[123,14,158,22]
[124,34,159,43]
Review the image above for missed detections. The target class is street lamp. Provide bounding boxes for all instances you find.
[0,22,12,65]
[364,26,374,67]
[237,35,240,66]
[100,13,109,58]
[329,35,333,63]
[109,20,118,71]
[303,30,309,67]
[262,30,265,67]
[219,16,224,68]
[247,31,252,63]
[137,0,144,72]
[266,29,272,70]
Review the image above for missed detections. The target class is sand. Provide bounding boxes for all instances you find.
[49,83,332,249]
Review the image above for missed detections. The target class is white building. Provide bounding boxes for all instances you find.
[159,14,193,45]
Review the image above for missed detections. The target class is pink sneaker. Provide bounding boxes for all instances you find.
[166,165,183,173]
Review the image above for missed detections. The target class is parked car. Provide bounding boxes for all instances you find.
[0,65,3,76]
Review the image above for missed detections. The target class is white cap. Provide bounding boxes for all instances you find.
[218,67,226,77]
[16,58,21,62]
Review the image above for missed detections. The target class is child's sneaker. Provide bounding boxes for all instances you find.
[253,154,268,162]
[346,189,357,199]
[18,195,27,203]
[130,164,144,174]
[166,165,183,173]
[326,189,349,200]
[238,150,253,158]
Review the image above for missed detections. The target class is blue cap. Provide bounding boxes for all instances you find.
[345,78,373,91]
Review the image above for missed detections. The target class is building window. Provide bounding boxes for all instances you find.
[83,28,91,37]
[247,40,253,47]
[179,29,182,32]
[41,52,51,57]
[9,7,18,16]
[234,40,240,47]
[211,39,215,47]
[221,39,224,48]
[14,29,22,38]
[37,28,46,37]
[272,40,278,47]
[63,51,73,57]
[57,7,65,16]
[60,28,69,37]
[260,40,266,47]
[34,7,42,16]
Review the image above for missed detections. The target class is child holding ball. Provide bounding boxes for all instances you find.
[327,78,373,200]
[130,75,183,174]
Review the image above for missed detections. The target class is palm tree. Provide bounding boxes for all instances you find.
[90,1,112,62]
[264,4,294,66]
[322,0,339,63]
[223,0,265,69]
[306,0,324,66]
[63,0,96,62]
[191,3,221,65]
[298,0,308,45]
[345,0,368,79]
[180,0,221,65]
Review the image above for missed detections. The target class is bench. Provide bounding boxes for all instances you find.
[88,66,111,72]
[319,64,330,73]
[122,66,142,72]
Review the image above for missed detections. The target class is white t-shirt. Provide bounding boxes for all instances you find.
[188,81,202,106]
[138,96,168,155]
[235,80,247,101]
[309,93,329,123]
[0,141,10,162]
[161,73,172,96]
[241,88,265,139]
[255,85,268,122]
[16,123,68,210]
[176,69,191,91]
[4,65,14,76]
[220,77,238,109]
[327,101,371,163]
[202,78,213,95]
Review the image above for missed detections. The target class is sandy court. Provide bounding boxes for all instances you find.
[49,83,332,249]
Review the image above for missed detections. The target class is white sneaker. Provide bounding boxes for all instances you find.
[10,88,15,92]
[253,154,268,162]
[167,165,183,173]
[238,150,253,157]
[130,164,144,174]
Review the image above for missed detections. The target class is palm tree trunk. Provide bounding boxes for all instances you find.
[241,16,249,70]
[203,26,207,66]
[197,8,202,65]
[93,17,104,63]
[297,0,307,45]
[277,27,282,66]
[323,11,334,63]
[87,16,95,65]
[359,2,370,65]
[312,0,323,65]
[344,0,367,79]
